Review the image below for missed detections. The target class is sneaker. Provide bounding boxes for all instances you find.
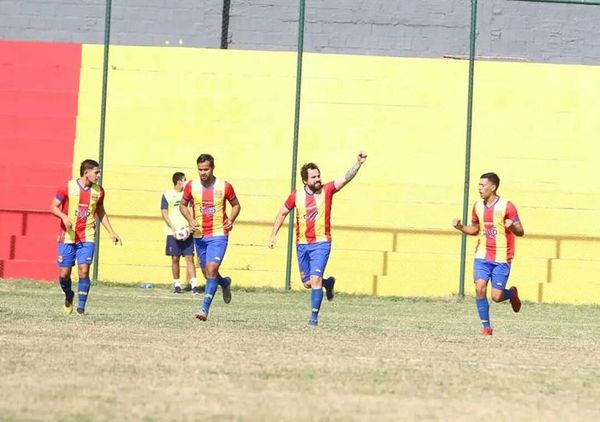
[76,308,85,316]
[222,277,232,304]
[509,286,521,313]
[63,291,74,315]
[325,276,336,301]
[195,309,208,321]
[481,327,493,336]
[308,318,318,326]
[191,286,200,296]
[173,286,182,294]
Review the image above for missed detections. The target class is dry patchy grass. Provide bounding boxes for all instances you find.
[1,279,599,421]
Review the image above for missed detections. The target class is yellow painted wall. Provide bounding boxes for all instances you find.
[74,45,600,304]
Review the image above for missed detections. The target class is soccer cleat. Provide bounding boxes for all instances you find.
[222,277,232,304]
[195,309,208,321]
[191,286,200,296]
[481,327,493,336]
[63,291,74,315]
[325,276,336,301]
[509,286,521,313]
[76,308,85,316]
[173,286,182,294]
[308,318,318,326]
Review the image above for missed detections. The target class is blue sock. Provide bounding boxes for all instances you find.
[77,277,91,310]
[323,277,334,291]
[217,275,229,288]
[503,288,513,301]
[476,298,491,328]
[202,278,218,313]
[310,288,323,321]
[59,277,73,297]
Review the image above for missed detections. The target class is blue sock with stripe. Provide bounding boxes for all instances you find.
[77,277,91,311]
[323,277,334,291]
[202,278,218,313]
[476,298,491,328]
[310,288,323,321]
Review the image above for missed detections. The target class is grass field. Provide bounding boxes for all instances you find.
[1,279,599,421]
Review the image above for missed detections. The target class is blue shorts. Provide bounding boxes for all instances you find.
[165,235,194,257]
[473,258,512,290]
[296,241,331,283]
[194,236,228,268]
[57,242,95,268]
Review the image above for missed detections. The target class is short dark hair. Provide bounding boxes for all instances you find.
[80,159,100,176]
[300,163,320,182]
[480,172,500,191]
[172,172,185,185]
[196,154,214,168]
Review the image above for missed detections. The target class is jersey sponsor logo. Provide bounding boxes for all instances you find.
[484,227,498,238]
[201,206,216,216]
[214,190,224,199]
[74,208,92,220]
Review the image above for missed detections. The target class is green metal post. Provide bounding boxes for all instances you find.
[285,0,306,290]
[92,0,112,283]
[458,0,478,298]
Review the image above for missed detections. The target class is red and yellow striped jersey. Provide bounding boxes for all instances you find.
[55,180,104,244]
[182,178,237,238]
[285,181,338,245]
[472,197,520,263]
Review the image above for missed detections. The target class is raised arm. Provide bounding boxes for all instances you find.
[452,218,480,236]
[268,205,291,249]
[333,150,367,191]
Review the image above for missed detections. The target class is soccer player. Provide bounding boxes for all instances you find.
[49,159,122,315]
[161,172,198,295]
[452,172,524,336]
[179,154,241,321]
[268,151,368,326]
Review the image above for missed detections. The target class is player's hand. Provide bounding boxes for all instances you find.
[505,219,514,229]
[452,218,462,229]
[268,237,276,249]
[357,150,367,164]
[189,220,200,233]
[223,218,234,231]
[111,232,122,245]
[62,216,73,230]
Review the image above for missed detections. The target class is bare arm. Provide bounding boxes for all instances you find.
[49,197,72,230]
[452,218,480,236]
[161,209,176,234]
[505,219,524,237]
[97,202,122,245]
[179,200,199,233]
[224,198,241,231]
[268,206,291,248]
[334,151,367,191]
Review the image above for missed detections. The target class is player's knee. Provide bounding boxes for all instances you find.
[205,263,219,278]
[491,292,504,302]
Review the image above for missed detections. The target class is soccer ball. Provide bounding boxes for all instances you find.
[174,226,190,241]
